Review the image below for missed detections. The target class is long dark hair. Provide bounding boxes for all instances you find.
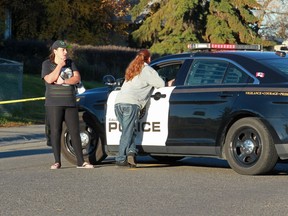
[49,52,55,62]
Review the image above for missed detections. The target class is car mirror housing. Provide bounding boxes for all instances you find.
[103,75,116,86]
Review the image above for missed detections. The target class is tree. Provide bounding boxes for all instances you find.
[130,0,209,54]
[256,0,288,42]
[0,0,131,45]
[41,0,131,45]
[0,0,46,40]
[130,0,274,54]
[205,0,263,44]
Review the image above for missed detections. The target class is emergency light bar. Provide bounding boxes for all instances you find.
[187,43,261,51]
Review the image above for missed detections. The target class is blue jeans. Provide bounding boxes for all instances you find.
[114,103,140,163]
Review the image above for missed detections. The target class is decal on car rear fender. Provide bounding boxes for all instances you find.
[106,86,176,146]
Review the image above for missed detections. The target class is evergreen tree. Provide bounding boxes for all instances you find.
[130,0,274,53]
[130,0,209,54]
[205,0,263,44]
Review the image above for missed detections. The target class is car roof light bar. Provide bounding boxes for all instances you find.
[187,43,261,51]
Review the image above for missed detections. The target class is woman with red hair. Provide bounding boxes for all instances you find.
[114,49,174,167]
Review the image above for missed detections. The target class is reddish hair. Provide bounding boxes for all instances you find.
[125,49,151,81]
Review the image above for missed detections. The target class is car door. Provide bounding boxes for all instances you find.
[106,86,175,147]
[105,60,185,148]
[166,58,253,155]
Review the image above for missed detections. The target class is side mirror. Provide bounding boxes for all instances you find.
[115,78,125,86]
[103,75,116,86]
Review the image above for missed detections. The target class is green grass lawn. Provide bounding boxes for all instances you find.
[0,74,102,127]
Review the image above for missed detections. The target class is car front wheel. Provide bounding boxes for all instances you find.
[224,117,278,175]
[61,121,106,165]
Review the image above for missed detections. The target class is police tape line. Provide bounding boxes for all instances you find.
[0,97,45,105]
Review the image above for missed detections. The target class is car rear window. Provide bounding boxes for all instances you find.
[185,59,252,85]
[186,60,228,85]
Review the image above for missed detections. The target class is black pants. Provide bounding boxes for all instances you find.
[46,106,84,166]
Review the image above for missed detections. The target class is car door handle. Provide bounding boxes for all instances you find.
[151,92,166,100]
[218,93,234,98]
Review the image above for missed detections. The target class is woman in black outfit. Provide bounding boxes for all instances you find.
[41,40,93,169]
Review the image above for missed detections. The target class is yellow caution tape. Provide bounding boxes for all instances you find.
[0,97,45,105]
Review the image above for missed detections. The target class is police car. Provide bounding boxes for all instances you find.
[61,43,288,175]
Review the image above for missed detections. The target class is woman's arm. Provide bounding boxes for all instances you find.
[63,71,81,85]
[43,60,66,84]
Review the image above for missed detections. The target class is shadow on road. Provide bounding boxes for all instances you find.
[1,147,288,175]
[135,156,231,171]
[135,156,288,175]
[0,148,52,159]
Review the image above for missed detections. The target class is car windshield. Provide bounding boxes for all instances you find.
[260,58,288,76]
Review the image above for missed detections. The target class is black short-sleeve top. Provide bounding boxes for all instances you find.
[41,59,77,107]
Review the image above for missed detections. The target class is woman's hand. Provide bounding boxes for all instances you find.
[167,79,175,86]
[55,76,65,85]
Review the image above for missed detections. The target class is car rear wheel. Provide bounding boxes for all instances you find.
[61,121,106,165]
[224,117,278,175]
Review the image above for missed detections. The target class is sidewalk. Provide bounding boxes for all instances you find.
[0,124,46,146]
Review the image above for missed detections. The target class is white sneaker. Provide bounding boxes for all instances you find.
[77,162,94,169]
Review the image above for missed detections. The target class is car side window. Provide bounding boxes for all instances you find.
[152,61,183,82]
[223,65,251,84]
[185,60,228,85]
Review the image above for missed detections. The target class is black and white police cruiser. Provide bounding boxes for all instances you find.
[60,43,288,175]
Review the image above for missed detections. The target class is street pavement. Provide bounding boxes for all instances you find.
[0,124,46,146]
[2,125,288,216]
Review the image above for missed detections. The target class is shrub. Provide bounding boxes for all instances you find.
[72,44,138,81]
[0,40,139,82]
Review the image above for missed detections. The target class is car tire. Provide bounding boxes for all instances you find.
[61,119,107,165]
[224,117,278,175]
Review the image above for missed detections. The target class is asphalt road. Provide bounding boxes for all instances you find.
[1,125,288,216]
[0,124,46,146]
